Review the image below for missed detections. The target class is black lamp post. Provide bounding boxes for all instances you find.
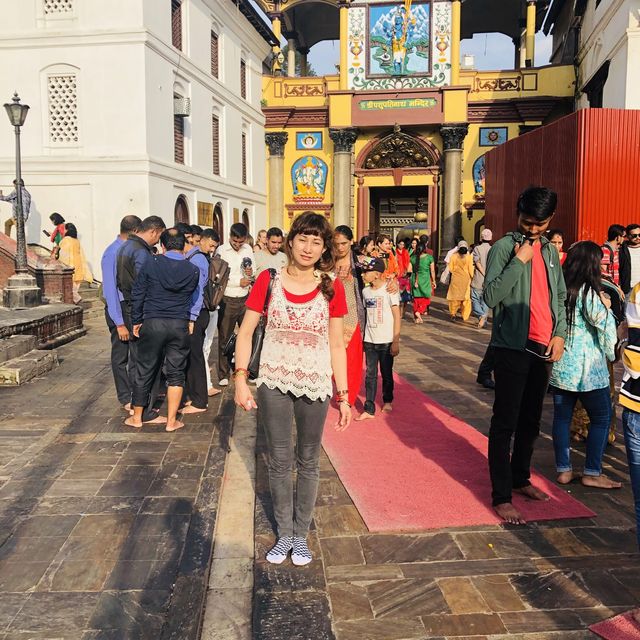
[3,92,41,309]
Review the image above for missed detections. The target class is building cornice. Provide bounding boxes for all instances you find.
[467,97,571,123]
[263,106,329,128]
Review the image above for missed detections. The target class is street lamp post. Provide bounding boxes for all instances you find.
[3,92,41,309]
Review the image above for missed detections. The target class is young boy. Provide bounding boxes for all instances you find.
[357,257,401,421]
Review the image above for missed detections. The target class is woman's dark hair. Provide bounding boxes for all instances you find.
[358,235,373,254]
[410,237,418,247]
[396,238,406,249]
[411,242,427,272]
[334,225,353,241]
[285,211,335,301]
[547,228,564,241]
[64,223,78,238]
[50,212,65,226]
[517,186,557,222]
[563,240,604,335]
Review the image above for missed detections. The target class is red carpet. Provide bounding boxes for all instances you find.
[590,612,640,639]
[322,373,595,532]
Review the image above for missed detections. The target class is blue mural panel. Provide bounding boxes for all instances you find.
[479,127,508,147]
[292,156,328,201]
[296,132,323,150]
[473,154,486,197]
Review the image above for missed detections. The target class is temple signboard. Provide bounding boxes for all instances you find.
[352,90,442,126]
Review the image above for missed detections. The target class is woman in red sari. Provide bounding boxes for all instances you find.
[334,226,366,406]
[395,238,412,319]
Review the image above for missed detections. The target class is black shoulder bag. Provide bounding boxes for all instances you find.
[222,268,276,379]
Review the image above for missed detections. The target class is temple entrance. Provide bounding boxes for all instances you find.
[369,186,431,241]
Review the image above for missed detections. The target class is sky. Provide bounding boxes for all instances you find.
[307,32,553,75]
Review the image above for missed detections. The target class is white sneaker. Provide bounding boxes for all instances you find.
[266,536,293,564]
[291,536,313,566]
[218,378,229,387]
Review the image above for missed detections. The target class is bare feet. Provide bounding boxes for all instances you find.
[494,502,527,525]
[514,485,550,501]
[181,405,207,414]
[581,474,622,489]
[355,412,375,421]
[143,414,168,425]
[382,403,393,412]
[556,471,581,485]
[122,402,132,412]
[478,316,487,329]
[208,387,222,397]
[165,420,184,432]
[124,417,143,429]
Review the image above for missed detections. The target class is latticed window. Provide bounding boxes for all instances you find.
[212,114,220,176]
[241,132,247,185]
[211,31,219,78]
[171,0,182,50]
[44,0,73,14]
[240,59,247,99]
[174,94,185,164]
[48,74,79,144]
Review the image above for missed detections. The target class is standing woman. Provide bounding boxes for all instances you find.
[410,241,435,323]
[334,225,366,407]
[548,229,567,265]
[234,212,351,566]
[58,223,93,303]
[550,241,621,488]
[447,240,475,321]
[396,238,412,319]
[46,212,66,258]
[409,237,418,256]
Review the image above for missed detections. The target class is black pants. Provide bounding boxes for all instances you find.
[217,295,247,379]
[122,302,161,420]
[131,318,190,407]
[363,342,394,415]
[105,309,130,405]
[185,307,210,409]
[477,345,495,381]
[489,347,552,506]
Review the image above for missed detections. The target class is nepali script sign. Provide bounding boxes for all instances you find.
[359,98,437,111]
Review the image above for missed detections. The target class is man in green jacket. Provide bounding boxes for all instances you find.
[484,187,567,525]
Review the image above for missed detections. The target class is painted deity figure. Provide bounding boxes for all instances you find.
[383,3,417,74]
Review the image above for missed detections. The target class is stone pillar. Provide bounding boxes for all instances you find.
[439,123,468,253]
[525,0,536,67]
[269,13,283,76]
[265,132,288,229]
[298,47,309,76]
[329,127,358,229]
[338,0,350,90]
[450,0,461,85]
[287,38,296,77]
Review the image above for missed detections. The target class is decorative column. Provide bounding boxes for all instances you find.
[265,132,288,230]
[329,127,358,228]
[287,38,296,77]
[270,13,284,76]
[525,0,536,67]
[356,176,367,239]
[439,123,468,253]
[450,0,461,85]
[298,47,309,77]
[338,0,350,90]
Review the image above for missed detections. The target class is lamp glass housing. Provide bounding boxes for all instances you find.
[4,102,29,127]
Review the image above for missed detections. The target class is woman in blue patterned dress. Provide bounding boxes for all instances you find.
[550,241,621,489]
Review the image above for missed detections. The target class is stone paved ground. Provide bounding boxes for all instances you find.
[253,297,640,640]
[0,315,229,640]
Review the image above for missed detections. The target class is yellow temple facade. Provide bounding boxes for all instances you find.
[259,0,576,254]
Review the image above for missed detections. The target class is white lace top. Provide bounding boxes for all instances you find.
[257,274,332,400]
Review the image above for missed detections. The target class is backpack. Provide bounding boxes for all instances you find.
[187,251,230,311]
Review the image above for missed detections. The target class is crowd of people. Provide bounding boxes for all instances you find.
[91,191,640,570]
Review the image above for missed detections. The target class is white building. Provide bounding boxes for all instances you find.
[545,0,640,108]
[0,0,275,278]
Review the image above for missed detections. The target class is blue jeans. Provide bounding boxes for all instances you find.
[622,408,640,549]
[471,287,488,319]
[551,387,611,476]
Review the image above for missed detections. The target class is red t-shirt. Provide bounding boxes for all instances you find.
[528,242,553,346]
[246,270,348,317]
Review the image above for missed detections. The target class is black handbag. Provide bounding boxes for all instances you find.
[222,269,275,379]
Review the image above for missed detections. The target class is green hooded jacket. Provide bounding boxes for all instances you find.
[483,232,567,351]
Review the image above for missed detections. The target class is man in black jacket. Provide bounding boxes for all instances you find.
[116,215,166,422]
[125,228,199,432]
[619,223,640,295]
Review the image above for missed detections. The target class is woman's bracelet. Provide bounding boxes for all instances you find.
[338,399,351,408]
[335,389,349,398]
[233,368,249,379]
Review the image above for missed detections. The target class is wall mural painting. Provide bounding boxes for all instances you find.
[296,132,323,151]
[348,1,450,91]
[473,154,486,198]
[292,156,328,203]
[479,127,508,147]
[368,1,430,78]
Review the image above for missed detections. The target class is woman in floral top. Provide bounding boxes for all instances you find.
[550,241,620,489]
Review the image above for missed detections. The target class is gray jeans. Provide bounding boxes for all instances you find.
[257,385,330,537]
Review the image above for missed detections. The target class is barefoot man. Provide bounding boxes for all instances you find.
[483,187,567,525]
[125,228,199,432]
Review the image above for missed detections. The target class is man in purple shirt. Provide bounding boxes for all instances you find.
[100,215,141,409]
